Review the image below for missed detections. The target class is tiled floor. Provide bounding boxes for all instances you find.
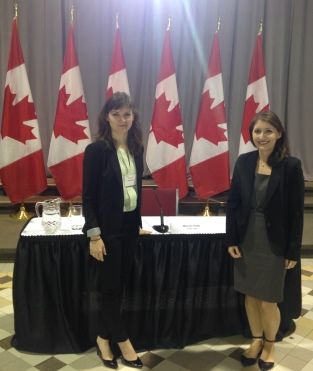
[1,260,313,371]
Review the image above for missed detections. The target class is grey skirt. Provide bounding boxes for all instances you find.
[234,211,286,303]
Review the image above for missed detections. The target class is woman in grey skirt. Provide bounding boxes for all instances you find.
[226,111,304,371]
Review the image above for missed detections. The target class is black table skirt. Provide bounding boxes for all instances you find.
[12,233,301,354]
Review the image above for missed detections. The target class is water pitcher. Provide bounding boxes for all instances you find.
[35,198,62,234]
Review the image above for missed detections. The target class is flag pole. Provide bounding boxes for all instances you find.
[9,1,33,221]
[65,4,74,217]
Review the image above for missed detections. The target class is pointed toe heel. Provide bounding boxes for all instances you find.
[121,356,143,368]
[241,353,258,366]
[241,335,263,367]
[258,338,275,370]
[95,343,118,369]
[258,358,274,370]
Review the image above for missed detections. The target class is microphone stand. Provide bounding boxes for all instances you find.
[152,190,169,233]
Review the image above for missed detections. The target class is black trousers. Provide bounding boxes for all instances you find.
[97,211,139,343]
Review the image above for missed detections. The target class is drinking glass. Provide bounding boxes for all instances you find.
[69,204,84,230]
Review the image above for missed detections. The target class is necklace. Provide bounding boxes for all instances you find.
[258,159,272,174]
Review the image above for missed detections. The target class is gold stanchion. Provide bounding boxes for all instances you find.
[66,201,73,217]
[202,200,211,216]
[10,203,33,221]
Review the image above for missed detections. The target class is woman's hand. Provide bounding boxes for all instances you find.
[228,245,242,259]
[139,228,152,235]
[285,259,297,269]
[89,238,106,261]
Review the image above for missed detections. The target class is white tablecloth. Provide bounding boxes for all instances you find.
[142,216,226,234]
[22,216,226,236]
[21,217,84,236]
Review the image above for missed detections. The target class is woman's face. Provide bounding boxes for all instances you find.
[106,105,134,136]
[252,120,282,153]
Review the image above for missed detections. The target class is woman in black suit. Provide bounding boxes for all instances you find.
[227,111,304,371]
[82,92,143,369]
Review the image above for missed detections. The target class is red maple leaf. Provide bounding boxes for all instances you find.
[195,91,227,145]
[151,93,184,147]
[1,85,37,144]
[53,87,89,143]
[241,96,269,143]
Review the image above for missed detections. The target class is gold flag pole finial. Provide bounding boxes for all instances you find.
[116,13,119,29]
[14,1,18,19]
[258,19,263,34]
[217,17,221,32]
[70,4,74,24]
[167,18,171,31]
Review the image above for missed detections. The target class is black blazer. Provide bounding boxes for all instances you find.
[82,140,143,237]
[226,150,304,261]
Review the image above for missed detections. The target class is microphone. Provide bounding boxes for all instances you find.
[152,189,169,233]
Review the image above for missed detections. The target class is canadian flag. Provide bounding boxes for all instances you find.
[239,29,269,155]
[106,17,130,98]
[0,18,47,204]
[47,23,91,200]
[146,24,188,199]
[189,31,230,198]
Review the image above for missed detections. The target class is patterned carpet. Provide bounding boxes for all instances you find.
[1,260,313,371]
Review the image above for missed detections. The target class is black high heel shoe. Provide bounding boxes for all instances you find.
[121,356,143,369]
[95,342,118,369]
[258,338,275,370]
[241,336,263,367]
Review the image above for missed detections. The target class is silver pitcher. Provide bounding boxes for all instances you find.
[35,198,62,234]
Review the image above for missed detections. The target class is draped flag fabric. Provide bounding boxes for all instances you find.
[189,32,230,198]
[47,24,91,200]
[106,22,130,98]
[239,31,269,155]
[146,27,188,199]
[0,19,47,204]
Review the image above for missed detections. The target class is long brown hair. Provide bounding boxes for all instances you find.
[249,110,289,166]
[97,92,143,155]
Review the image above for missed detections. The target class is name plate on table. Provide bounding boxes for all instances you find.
[21,217,85,236]
[142,216,226,234]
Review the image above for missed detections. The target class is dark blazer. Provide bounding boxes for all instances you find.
[82,140,143,237]
[226,150,304,261]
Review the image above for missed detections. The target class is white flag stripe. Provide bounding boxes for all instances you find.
[107,69,130,95]
[245,76,269,110]
[190,124,228,166]
[5,65,34,104]
[239,136,257,154]
[202,74,224,108]
[60,66,87,103]
[0,120,42,168]
[47,124,90,166]
[155,74,179,109]
[146,133,186,171]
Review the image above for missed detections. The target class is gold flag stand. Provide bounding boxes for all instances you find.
[202,205,211,216]
[201,198,227,217]
[66,201,73,217]
[202,202,212,216]
[10,203,33,221]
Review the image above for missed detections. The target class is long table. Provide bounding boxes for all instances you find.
[12,217,301,353]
